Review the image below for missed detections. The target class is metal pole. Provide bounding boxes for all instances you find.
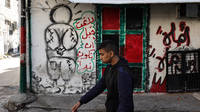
[20,0,27,93]
[27,0,32,91]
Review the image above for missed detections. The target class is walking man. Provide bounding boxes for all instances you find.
[72,40,134,112]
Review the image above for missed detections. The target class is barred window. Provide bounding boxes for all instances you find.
[5,0,10,8]
[5,19,11,25]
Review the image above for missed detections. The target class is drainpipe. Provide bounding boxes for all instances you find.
[27,0,32,91]
[20,0,27,93]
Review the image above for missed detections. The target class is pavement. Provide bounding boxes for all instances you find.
[0,55,20,112]
[1,90,200,112]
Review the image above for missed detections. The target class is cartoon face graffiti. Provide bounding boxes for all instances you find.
[45,23,78,59]
[45,23,78,85]
[44,4,79,93]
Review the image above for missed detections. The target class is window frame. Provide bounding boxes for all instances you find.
[97,4,147,92]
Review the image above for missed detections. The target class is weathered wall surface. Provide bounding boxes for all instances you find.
[31,0,96,94]
[31,2,200,94]
[149,4,200,92]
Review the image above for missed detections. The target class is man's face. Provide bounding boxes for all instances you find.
[99,48,112,64]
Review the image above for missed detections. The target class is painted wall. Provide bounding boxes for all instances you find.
[30,2,200,94]
[149,4,200,92]
[31,0,96,94]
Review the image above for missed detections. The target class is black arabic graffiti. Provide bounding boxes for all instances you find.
[185,53,198,73]
[157,21,190,47]
[168,54,181,75]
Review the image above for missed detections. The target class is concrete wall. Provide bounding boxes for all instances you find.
[31,0,96,94]
[149,4,200,92]
[30,2,200,93]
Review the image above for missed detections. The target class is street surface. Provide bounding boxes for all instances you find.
[0,56,20,112]
[0,56,20,86]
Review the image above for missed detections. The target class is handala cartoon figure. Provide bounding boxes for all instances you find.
[45,4,78,93]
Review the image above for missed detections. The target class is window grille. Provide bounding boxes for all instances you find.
[5,0,10,8]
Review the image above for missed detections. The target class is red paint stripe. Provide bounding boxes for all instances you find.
[20,27,26,54]
[124,34,143,63]
[102,7,120,30]
[150,75,166,93]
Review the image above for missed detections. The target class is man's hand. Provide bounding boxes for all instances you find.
[71,102,81,112]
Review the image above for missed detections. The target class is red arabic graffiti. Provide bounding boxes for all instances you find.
[154,47,170,72]
[76,17,95,29]
[82,26,95,40]
[77,48,95,59]
[151,21,191,73]
[156,21,190,47]
[149,21,191,92]
[74,12,96,73]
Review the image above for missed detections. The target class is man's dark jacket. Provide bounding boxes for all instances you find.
[80,57,134,112]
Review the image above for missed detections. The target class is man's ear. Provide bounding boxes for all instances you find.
[109,51,114,58]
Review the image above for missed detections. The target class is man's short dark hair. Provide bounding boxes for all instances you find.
[97,40,119,56]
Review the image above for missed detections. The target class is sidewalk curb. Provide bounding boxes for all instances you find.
[192,93,200,101]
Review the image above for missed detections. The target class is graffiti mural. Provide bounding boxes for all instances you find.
[149,21,193,92]
[81,72,96,93]
[168,53,182,75]
[32,71,42,93]
[167,52,198,75]
[73,11,96,74]
[31,1,96,94]
[44,4,78,93]
[185,53,198,74]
